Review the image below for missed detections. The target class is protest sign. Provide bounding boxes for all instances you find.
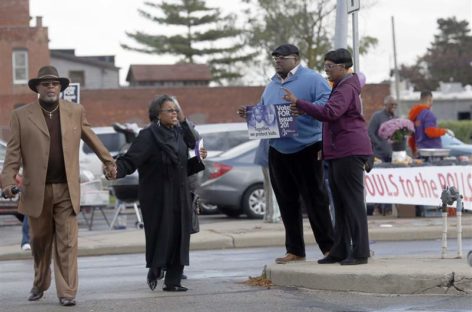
[365,165,472,210]
[61,83,80,103]
[246,103,297,139]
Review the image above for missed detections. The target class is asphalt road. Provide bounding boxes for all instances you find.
[1,240,471,312]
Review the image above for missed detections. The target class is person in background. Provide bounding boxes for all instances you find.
[368,95,398,162]
[112,95,206,292]
[20,217,30,251]
[408,91,448,156]
[1,66,116,306]
[367,95,398,216]
[254,139,280,223]
[284,48,372,265]
[14,174,31,251]
[238,43,334,264]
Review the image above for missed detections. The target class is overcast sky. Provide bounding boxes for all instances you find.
[29,0,472,86]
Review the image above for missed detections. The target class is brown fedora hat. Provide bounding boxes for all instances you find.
[28,65,70,93]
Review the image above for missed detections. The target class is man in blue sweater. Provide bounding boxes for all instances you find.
[238,44,334,263]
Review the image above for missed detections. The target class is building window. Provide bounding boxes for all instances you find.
[69,70,85,87]
[12,50,28,84]
[457,112,471,120]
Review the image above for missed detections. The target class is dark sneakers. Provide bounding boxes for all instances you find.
[318,254,368,265]
[317,255,342,264]
[28,287,44,301]
[163,285,188,292]
[340,257,368,265]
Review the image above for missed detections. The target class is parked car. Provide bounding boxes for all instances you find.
[0,139,5,162]
[108,122,251,214]
[441,133,472,157]
[79,126,128,177]
[194,122,249,158]
[196,139,265,219]
[0,139,17,217]
[193,122,250,214]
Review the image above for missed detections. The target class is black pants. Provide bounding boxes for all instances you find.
[269,142,334,256]
[328,156,370,259]
[164,264,184,287]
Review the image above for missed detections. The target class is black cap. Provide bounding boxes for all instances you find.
[271,44,299,56]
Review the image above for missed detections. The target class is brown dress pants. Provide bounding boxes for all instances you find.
[28,183,78,299]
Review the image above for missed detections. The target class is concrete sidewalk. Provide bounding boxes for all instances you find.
[1,214,471,294]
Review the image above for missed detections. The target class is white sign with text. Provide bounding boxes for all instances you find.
[365,165,472,210]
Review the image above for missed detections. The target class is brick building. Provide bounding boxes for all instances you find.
[0,0,389,139]
[126,64,211,87]
[0,0,49,96]
[51,49,120,89]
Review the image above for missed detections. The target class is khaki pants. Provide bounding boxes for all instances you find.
[29,183,78,299]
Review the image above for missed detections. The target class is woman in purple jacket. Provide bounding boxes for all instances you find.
[283,48,372,265]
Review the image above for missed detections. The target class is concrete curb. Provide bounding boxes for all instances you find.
[0,225,471,261]
[266,257,472,295]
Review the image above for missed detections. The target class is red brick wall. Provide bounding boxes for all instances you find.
[0,0,30,26]
[0,9,50,97]
[78,86,266,126]
[0,84,390,140]
[0,27,50,95]
[361,83,391,122]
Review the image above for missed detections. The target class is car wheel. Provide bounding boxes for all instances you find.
[218,206,242,218]
[242,184,265,219]
[199,202,220,215]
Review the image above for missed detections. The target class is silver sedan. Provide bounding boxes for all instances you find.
[196,140,265,219]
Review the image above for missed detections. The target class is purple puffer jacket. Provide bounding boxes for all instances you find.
[296,73,372,160]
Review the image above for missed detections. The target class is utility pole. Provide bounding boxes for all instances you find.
[334,0,348,49]
[351,7,360,73]
[391,16,403,116]
[346,0,360,73]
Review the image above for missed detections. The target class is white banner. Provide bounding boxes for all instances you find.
[365,165,472,210]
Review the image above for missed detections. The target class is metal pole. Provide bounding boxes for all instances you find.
[352,10,360,73]
[334,0,348,49]
[391,16,403,116]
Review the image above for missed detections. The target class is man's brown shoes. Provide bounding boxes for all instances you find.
[28,287,43,301]
[59,297,76,306]
[275,253,305,264]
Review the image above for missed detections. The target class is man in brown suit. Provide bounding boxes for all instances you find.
[1,66,117,307]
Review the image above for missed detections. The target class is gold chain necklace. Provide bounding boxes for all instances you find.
[40,105,59,119]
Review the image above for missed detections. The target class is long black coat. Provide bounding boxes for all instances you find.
[115,121,203,268]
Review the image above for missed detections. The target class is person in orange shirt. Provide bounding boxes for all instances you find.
[408,91,447,156]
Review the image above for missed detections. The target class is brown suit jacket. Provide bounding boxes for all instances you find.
[1,99,114,218]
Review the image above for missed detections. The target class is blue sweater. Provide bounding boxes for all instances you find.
[260,65,330,154]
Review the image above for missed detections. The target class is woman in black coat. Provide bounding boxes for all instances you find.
[114,95,206,292]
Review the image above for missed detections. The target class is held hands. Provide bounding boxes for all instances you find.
[200,147,208,160]
[103,162,117,180]
[282,88,302,117]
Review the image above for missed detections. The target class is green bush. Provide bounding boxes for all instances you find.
[438,120,472,143]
